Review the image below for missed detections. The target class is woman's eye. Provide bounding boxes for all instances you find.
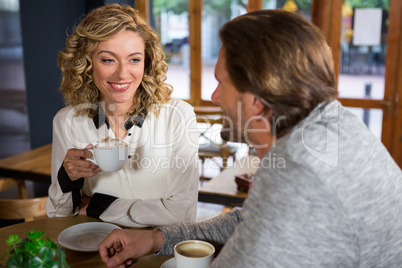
[131,58,141,63]
[101,59,115,64]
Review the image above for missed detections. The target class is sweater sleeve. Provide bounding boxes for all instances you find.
[156,209,243,255]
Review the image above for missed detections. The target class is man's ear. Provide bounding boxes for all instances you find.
[243,92,265,116]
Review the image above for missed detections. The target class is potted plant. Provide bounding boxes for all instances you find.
[1,230,69,268]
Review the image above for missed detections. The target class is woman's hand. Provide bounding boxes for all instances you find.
[63,144,102,180]
[98,229,164,268]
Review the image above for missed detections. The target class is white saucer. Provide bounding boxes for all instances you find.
[58,222,121,252]
[160,257,175,268]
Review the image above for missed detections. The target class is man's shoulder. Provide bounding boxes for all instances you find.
[271,99,399,182]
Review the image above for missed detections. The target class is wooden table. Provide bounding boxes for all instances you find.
[198,155,260,207]
[0,143,52,184]
[0,216,172,267]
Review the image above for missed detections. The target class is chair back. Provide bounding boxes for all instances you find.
[0,177,27,198]
[0,178,47,222]
[0,197,47,221]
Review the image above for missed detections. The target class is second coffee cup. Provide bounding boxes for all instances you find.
[174,240,215,268]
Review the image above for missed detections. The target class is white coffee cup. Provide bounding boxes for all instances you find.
[174,240,215,268]
[87,138,128,172]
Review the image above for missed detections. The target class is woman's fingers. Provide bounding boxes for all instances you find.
[63,148,101,179]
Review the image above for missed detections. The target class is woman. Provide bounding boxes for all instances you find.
[46,4,199,228]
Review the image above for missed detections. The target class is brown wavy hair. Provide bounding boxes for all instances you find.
[58,4,172,118]
[219,10,338,138]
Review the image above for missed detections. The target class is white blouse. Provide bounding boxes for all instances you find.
[46,99,200,227]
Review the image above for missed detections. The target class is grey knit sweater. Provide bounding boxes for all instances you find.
[158,101,402,267]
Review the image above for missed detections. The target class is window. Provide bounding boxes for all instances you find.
[142,0,252,106]
[141,0,315,106]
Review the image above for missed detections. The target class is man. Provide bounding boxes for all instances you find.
[98,10,402,267]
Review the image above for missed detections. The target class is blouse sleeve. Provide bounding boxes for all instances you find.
[95,101,200,227]
[46,107,83,217]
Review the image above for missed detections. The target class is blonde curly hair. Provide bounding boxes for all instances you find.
[58,4,172,118]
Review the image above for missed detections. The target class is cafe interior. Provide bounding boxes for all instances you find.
[0,0,401,266]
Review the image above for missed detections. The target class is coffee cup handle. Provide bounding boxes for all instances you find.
[86,148,97,165]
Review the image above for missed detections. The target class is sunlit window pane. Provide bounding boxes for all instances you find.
[338,1,388,99]
[263,0,312,21]
[152,2,190,99]
[201,0,248,101]
[0,0,19,12]
[346,107,383,139]
[0,0,30,158]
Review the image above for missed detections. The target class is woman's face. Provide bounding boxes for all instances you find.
[92,30,145,109]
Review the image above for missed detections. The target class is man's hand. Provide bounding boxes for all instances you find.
[98,229,164,268]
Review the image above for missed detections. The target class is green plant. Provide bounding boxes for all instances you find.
[1,231,69,268]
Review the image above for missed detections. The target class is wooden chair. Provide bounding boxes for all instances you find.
[195,108,237,182]
[0,178,47,222]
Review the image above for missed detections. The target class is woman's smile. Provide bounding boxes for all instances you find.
[109,82,132,91]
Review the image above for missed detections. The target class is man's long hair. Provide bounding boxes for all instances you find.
[220,10,338,138]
